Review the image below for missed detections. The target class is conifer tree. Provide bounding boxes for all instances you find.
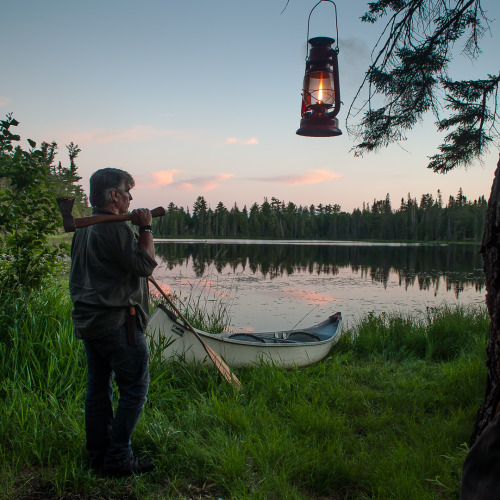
[346,0,499,172]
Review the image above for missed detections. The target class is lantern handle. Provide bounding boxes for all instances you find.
[306,0,339,54]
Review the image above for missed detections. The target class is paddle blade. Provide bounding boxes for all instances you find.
[202,341,243,390]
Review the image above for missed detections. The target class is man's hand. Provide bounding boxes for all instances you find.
[131,208,152,227]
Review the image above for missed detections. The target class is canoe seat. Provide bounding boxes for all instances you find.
[228,333,267,343]
[287,331,320,342]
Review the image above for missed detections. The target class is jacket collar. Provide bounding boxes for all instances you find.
[91,207,116,216]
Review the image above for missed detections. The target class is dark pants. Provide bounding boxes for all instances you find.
[83,322,150,466]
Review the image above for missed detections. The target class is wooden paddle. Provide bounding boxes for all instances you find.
[148,276,242,390]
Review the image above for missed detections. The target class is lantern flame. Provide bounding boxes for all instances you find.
[318,77,323,103]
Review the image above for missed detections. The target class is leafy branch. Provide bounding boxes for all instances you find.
[0,114,87,289]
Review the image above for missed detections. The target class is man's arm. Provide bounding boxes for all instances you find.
[131,208,155,259]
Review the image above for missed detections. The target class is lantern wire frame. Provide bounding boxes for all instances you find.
[305,0,339,57]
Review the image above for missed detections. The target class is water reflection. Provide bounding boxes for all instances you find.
[152,240,485,331]
[154,240,484,298]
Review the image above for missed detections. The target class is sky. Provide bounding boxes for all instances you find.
[2,0,500,213]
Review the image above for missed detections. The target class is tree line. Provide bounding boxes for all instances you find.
[152,189,487,242]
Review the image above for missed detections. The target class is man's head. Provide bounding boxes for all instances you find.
[89,168,135,213]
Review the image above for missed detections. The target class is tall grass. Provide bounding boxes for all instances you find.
[335,305,489,362]
[150,270,233,333]
[0,281,489,499]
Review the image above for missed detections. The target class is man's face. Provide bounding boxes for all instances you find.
[114,182,133,214]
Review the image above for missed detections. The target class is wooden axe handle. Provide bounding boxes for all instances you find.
[74,207,165,229]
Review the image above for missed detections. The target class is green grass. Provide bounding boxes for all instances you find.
[150,269,233,334]
[0,281,489,499]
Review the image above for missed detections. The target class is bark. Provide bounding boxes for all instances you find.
[470,154,500,445]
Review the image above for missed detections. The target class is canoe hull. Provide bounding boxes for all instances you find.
[146,306,342,368]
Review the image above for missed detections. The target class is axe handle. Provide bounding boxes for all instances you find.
[74,206,166,229]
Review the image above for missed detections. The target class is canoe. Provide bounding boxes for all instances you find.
[146,305,342,368]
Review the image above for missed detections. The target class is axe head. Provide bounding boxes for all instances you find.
[56,197,76,232]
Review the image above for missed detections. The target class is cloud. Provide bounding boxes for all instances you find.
[71,125,176,144]
[135,169,181,189]
[172,174,235,192]
[140,172,235,192]
[255,169,343,186]
[225,137,259,145]
[151,170,181,186]
[0,97,11,106]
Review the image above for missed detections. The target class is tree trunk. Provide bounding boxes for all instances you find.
[470,154,500,445]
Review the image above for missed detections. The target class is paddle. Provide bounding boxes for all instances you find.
[148,276,242,390]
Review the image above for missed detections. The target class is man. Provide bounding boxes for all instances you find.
[69,168,157,476]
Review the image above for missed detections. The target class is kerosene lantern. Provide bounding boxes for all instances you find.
[296,0,342,137]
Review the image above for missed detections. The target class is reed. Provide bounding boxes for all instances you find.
[150,270,232,334]
[0,282,489,499]
[335,305,489,362]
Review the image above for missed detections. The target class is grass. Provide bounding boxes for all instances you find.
[0,279,489,499]
[150,268,234,334]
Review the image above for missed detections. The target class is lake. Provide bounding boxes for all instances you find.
[153,239,486,332]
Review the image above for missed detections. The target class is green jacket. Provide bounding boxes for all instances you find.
[69,207,158,339]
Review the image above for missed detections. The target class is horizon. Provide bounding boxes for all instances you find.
[129,186,488,214]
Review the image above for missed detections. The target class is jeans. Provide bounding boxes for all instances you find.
[83,322,150,465]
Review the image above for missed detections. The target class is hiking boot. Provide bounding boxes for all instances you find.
[89,456,104,473]
[102,455,154,477]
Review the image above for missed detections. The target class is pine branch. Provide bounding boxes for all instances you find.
[346,0,496,172]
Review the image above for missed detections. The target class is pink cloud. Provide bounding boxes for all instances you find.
[71,125,176,144]
[260,169,343,186]
[151,170,181,186]
[225,137,259,145]
[172,174,235,192]
[135,170,181,189]
[136,172,235,192]
[0,97,11,106]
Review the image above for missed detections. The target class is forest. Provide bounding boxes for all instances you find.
[152,190,487,242]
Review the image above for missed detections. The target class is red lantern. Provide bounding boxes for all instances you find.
[296,1,342,137]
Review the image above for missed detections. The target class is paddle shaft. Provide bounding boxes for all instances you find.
[147,276,242,390]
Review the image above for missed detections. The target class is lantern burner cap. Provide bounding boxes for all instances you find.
[308,36,335,47]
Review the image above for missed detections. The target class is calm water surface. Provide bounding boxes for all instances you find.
[153,239,485,332]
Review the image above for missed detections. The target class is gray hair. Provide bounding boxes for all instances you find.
[89,168,135,208]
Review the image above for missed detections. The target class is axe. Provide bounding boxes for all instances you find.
[57,197,166,233]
